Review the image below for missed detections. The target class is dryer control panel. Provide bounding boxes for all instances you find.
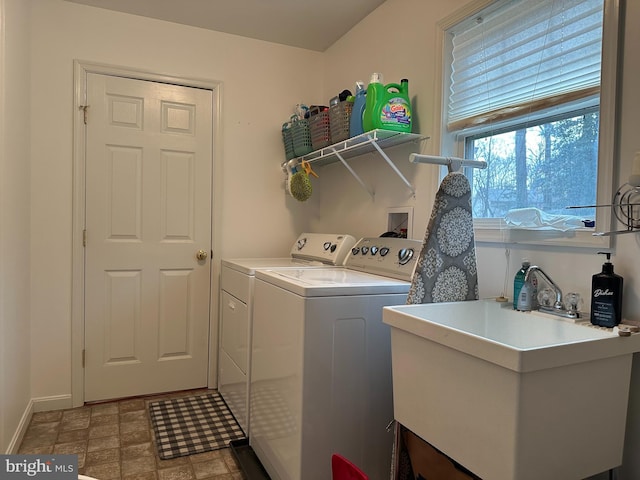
[289,233,357,265]
[345,237,422,281]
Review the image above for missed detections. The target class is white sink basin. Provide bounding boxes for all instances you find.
[384,300,640,372]
[383,299,640,480]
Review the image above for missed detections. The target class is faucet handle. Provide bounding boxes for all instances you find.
[564,292,583,313]
[537,288,556,307]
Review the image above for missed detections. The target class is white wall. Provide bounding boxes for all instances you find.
[315,0,468,240]
[611,2,640,477]
[28,0,323,401]
[0,0,32,454]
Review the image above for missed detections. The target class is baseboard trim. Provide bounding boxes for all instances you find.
[6,399,33,454]
[32,394,73,413]
[6,394,73,454]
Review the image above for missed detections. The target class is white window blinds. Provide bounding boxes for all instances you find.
[447,0,603,131]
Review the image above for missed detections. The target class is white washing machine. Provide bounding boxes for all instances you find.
[219,233,356,437]
[249,237,421,480]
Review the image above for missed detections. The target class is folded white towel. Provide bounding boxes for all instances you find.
[504,207,584,231]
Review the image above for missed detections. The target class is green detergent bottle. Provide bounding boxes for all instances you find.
[363,73,412,133]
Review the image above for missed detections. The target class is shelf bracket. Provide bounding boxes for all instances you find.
[367,134,416,196]
[330,148,374,198]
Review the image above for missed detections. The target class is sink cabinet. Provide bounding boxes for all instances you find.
[383,300,640,480]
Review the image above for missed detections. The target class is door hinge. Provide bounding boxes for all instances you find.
[79,105,89,124]
[83,229,87,247]
[82,349,86,368]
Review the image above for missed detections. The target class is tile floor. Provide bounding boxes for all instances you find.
[17,389,247,480]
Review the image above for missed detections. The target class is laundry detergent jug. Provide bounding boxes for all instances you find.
[349,81,366,137]
[363,74,412,133]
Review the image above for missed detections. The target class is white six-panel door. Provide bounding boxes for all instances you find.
[84,73,213,401]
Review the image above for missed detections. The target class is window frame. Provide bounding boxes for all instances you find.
[433,0,621,248]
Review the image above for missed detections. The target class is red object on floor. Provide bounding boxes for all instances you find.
[332,454,369,480]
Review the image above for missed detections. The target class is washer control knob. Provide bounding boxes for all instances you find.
[371,246,379,255]
[323,242,332,251]
[330,244,337,253]
[351,247,360,255]
[380,247,390,257]
[398,248,414,265]
[361,247,369,255]
[297,238,307,250]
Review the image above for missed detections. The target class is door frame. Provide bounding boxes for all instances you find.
[71,60,223,407]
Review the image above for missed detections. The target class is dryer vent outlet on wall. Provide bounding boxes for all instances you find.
[387,207,413,239]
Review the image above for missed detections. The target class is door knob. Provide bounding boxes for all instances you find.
[196,249,208,261]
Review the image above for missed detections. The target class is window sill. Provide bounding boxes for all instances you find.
[473,220,610,248]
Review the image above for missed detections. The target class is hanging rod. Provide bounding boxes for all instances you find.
[409,153,487,172]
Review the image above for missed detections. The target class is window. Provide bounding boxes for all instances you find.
[438,0,620,246]
[468,109,599,220]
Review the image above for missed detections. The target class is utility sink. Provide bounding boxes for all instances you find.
[383,299,640,480]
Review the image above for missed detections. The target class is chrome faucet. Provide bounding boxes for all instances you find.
[525,266,563,309]
[520,266,581,319]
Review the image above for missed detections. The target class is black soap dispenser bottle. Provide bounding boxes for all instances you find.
[590,252,623,327]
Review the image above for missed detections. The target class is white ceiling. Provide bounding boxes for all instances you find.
[63,0,387,52]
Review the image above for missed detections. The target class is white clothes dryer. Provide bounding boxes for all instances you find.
[219,233,356,437]
[249,237,421,480]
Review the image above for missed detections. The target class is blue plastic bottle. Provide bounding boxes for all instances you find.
[513,260,530,310]
[349,81,366,137]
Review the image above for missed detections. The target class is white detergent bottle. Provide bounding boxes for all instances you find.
[517,281,533,311]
